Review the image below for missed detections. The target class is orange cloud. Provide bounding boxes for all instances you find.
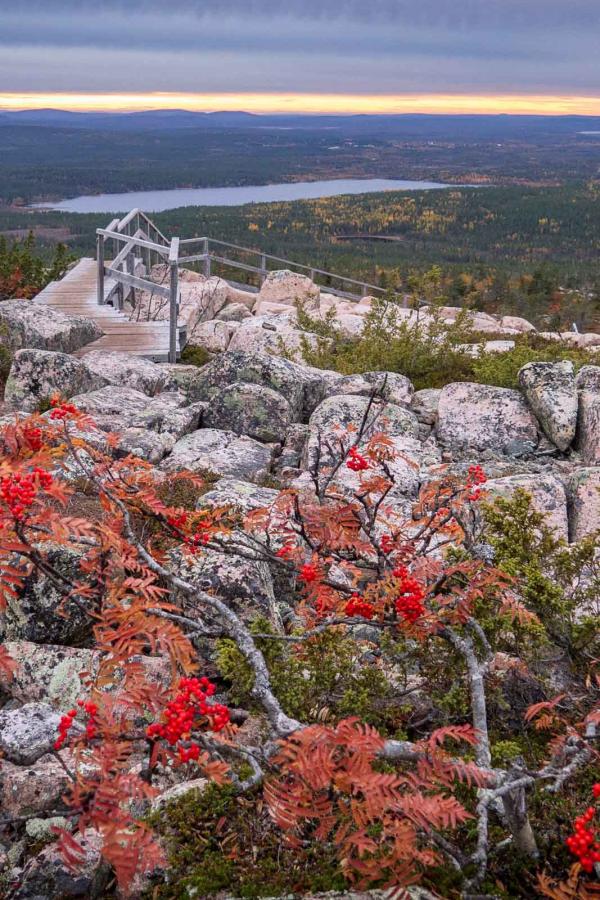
[2,92,600,115]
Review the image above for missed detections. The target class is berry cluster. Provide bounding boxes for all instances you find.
[49,396,79,421]
[345,594,375,620]
[0,468,53,520]
[166,511,188,531]
[466,464,487,502]
[276,543,295,559]
[146,677,229,763]
[380,534,395,555]
[566,785,600,873]
[393,565,426,624]
[298,562,320,584]
[346,446,369,472]
[54,699,99,750]
[22,424,44,452]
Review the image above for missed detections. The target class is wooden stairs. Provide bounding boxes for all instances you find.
[34,258,181,362]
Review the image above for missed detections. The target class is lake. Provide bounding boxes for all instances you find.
[34,178,460,214]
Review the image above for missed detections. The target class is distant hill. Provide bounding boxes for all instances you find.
[2,109,600,138]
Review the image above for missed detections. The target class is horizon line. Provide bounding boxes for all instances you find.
[2,92,600,116]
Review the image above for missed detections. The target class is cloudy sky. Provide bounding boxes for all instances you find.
[1,0,599,113]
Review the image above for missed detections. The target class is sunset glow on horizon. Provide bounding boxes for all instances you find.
[2,92,600,116]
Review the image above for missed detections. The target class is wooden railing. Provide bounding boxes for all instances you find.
[97,209,404,363]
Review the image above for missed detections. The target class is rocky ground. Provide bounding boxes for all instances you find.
[0,275,599,898]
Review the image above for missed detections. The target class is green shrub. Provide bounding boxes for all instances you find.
[180,344,212,368]
[472,341,594,389]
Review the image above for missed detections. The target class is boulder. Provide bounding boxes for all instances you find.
[0,299,102,353]
[4,349,106,412]
[411,389,441,426]
[0,702,63,765]
[576,365,600,393]
[0,642,97,710]
[568,468,600,542]
[322,371,413,407]
[161,428,274,483]
[187,319,238,353]
[228,313,322,363]
[575,391,600,465]
[174,547,282,629]
[436,383,539,454]
[198,476,280,518]
[0,754,71,819]
[484,473,569,541]
[307,394,419,454]
[181,350,333,421]
[258,269,320,310]
[500,315,537,333]
[2,544,94,646]
[518,360,578,451]
[81,350,166,396]
[13,828,106,899]
[215,302,253,322]
[203,382,292,443]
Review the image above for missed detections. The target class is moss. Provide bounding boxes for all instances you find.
[145,783,346,898]
[180,344,212,368]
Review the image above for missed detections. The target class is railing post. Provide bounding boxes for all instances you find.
[260,254,267,286]
[169,238,180,364]
[203,238,211,278]
[96,231,105,305]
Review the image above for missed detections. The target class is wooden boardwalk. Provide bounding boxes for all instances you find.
[34,258,179,361]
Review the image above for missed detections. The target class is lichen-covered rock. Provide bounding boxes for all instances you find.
[187,319,238,353]
[215,302,253,322]
[484,473,569,541]
[203,381,291,443]
[519,360,578,451]
[81,349,166,396]
[306,394,419,466]
[0,753,71,819]
[0,702,63,765]
[322,371,414,407]
[161,428,274,482]
[228,313,322,363]
[257,269,320,310]
[436,383,538,454]
[0,643,97,710]
[0,299,102,353]
[182,349,332,421]
[13,828,106,899]
[576,365,600,393]
[174,547,283,629]
[4,349,107,411]
[568,467,600,541]
[2,545,94,646]
[411,389,442,426]
[198,476,280,517]
[575,391,600,465]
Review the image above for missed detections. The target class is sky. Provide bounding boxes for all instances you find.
[1,0,599,114]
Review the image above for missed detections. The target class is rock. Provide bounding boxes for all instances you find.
[228,314,322,363]
[162,428,274,482]
[80,350,166,396]
[158,363,207,395]
[568,468,600,541]
[559,332,600,349]
[436,383,539,454]
[0,643,97,710]
[0,300,102,353]
[187,319,238,353]
[198,477,280,518]
[144,271,230,326]
[519,360,578,451]
[13,828,106,899]
[0,754,70,819]
[322,371,414,407]
[576,365,600,393]
[575,391,600,465]
[150,778,208,813]
[258,269,320,310]
[0,702,63,765]
[500,315,537,333]
[174,547,282,628]
[203,382,291,443]
[485,473,569,541]
[215,302,253,322]
[411,389,441,426]
[2,544,94,646]
[25,816,70,842]
[182,349,331,421]
[4,349,106,412]
[276,423,310,470]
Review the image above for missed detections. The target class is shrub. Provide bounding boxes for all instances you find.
[0,232,71,301]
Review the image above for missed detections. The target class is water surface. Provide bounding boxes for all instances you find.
[34,178,461,213]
